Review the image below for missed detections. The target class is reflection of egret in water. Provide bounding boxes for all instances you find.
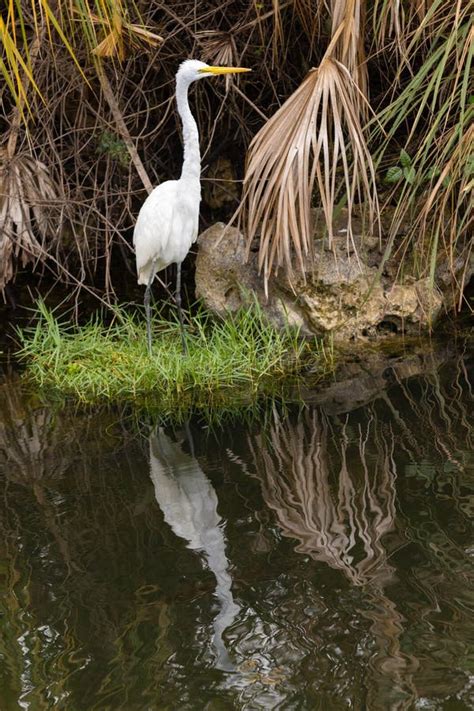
[248,408,419,709]
[149,427,239,671]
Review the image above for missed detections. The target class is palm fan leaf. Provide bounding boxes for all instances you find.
[91,12,126,61]
[331,0,368,100]
[0,151,61,289]
[98,24,162,60]
[89,10,162,60]
[241,57,378,288]
[198,31,240,92]
[198,31,236,66]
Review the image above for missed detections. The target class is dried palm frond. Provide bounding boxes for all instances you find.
[331,0,368,99]
[198,31,239,92]
[241,56,378,288]
[293,0,324,46]
[270,0,289,67]
[89,9,163,61]
[252,0,324,65]
[0,150,61,289]
[371,0,434,60]
[198,31,234,64]
[91,10,126,61]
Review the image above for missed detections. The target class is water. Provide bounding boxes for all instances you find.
[0,348,473,710]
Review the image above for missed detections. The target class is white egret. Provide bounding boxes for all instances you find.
[133,59,251,354]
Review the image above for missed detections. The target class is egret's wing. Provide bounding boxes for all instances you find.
[133,181,178,278]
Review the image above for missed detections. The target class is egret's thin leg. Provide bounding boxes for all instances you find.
[184,419,195,458]
[144,268,155,355]
[175,262,188,356]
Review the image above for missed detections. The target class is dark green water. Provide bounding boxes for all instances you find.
[0,348,473,710]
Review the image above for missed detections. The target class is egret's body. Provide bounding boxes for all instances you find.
[133,59,250,354]
[135,179,199,284]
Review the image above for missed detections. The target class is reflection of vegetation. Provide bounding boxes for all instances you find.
[250,408,397,585]
[0,353,472,709]
[18,301,330,412]
[247,407,419,708]
[248,352,473,584]
[0,390,174,709]
[244,353,474,708]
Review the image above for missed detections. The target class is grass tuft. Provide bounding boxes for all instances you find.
[17,301,331,417]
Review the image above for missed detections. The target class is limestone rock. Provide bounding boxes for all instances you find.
[195,214,468,342]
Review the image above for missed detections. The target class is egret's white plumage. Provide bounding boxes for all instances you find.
[133,59,250,354]
[134,179,200,285]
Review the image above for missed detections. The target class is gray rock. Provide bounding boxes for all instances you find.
[195,213,470,342]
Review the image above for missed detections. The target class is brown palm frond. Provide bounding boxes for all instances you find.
[270,0,285,67]
[371,0,445,68]
[0,150,61,289]
[198,30,236,66]
[331,0,368,99]
[91,12,126,61]
[263,0,323,65]
[241,56,378,288]
[198,31,239,92]
[88,9,162,61]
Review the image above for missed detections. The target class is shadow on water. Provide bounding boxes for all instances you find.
[0,346,472,709]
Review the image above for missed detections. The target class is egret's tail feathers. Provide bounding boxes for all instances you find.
[137,261,156,286]
[137,271,149,286]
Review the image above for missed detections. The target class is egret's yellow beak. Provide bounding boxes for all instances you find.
[199,66,251,75]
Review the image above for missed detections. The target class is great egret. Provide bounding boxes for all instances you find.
[133,59,251,354]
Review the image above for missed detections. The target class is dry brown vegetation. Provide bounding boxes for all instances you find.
[0,1,472,305]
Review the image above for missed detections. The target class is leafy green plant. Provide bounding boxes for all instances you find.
[96,130,130,166]
[384,150,416,185]
[384,150,448,187]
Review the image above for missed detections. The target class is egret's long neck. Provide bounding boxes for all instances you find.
[176,75,200,180]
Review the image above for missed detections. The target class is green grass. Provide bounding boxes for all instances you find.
[17,301,332,418]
